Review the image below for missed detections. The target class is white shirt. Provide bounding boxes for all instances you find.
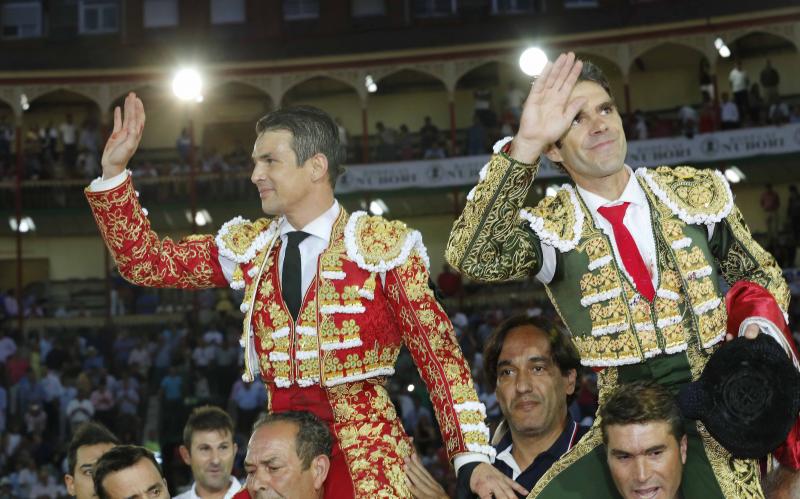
[729,67,749,93]
[536,167,714,285]
[60,122,76,145]
[174,477,241,499]
[721,101,740,123]
[278,201,340,297]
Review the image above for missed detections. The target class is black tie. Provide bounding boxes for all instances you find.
[282,231,310,321]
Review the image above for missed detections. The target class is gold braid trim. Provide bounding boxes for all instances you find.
[717,206,789,312]
[446,153,540,282]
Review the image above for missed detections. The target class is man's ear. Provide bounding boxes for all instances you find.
[64,474,75,496]
[544,142,563,164]
[179,445,191,466]
[679,435,688,465]
[565,368,578,397]
[311,455,331,490]
[308,153,329,184]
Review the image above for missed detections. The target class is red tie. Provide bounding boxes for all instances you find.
[597,202,655,301]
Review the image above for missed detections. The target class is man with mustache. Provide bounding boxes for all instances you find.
[446,53,800,497]
[601,381,686,499]
[176,406,241,499]
[86,96,514,498]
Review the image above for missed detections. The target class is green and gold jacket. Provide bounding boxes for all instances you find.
[446,153,789,368]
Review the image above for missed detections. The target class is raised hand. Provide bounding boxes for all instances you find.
[510,52,586,163]
[101,92,145,179]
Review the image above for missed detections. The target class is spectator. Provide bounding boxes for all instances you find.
[24,403,47,435]
[677,104,698,138]
[93,445,169,499]
[436,264,462,298]
[90,379,116,429]
[237,411,331,499]
[474,89,495,128]
[790,105,800,124]
[2,290,19,318]
[600,381,686,499]
[423,139,447,160]
[115,372,140,417]
[761,183,781,243]
[66,388,95,432]
[728,60,749,116]
[60,114,78,174]
[760,59,780,106]
[466,114,488,156]
[127,339,151,379]
[176,406,240,499]
[748,83,763,125]
[720,92,740,130]
[698,59,714,102]
[29,467,62,498]
[0,333,17,364]
[633,110,648,140]
[64,421,120,499]
[455,315,583,497]
[375,121,397,162]
[419,116,439,153]
[398,124,415,161]
[230,379,266,436]
[769,100,791,125]
[177,128,192,163]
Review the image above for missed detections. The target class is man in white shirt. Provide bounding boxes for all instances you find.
[728,61,749,120]
[175,406,241,499]
[448,52,798,498]
[720,92,740,130]
[86,94,517,499]
[60,114,78,172]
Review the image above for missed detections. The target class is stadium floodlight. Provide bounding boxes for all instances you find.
[365,74,377,93]
[369,199,388,216]
[172,68,203,102]
[519,47,548,76]
[719,45,731,58]
[9,215,35,233]
[724,166,745,184]
[714,37,724,50]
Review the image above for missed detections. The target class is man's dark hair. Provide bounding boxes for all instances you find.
[599,380,685,445]
[255,105,345,188]
[182,405,235,449]
[93,445,164,499]
[252,411,332,469]
[67,421,120,475]
[483,314,581,402]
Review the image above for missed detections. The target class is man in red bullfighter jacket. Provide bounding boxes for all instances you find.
[86,94,528,499]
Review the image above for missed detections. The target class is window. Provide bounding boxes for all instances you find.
[352,0,385,17]
[491,0,533,13]
[283,0,319,20]
[79,0,118,34]
[2,1,41,39]
[414,0,456,17]
[144,0,178,28]
[564,0,598,8]
[211,0,245,24]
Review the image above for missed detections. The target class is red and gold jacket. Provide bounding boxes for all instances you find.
[86,173,494,495]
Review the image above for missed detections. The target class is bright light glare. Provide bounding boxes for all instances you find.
[9,215,35,232]
[407,384,415,392]
[724,166,745,184]
[714,37,724,50]
[369,199,388,216]
[519,47,548,76]
[172,68,203,101]
[719,46,731,58]
[545,186,558,197]
[365,75,377,94]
